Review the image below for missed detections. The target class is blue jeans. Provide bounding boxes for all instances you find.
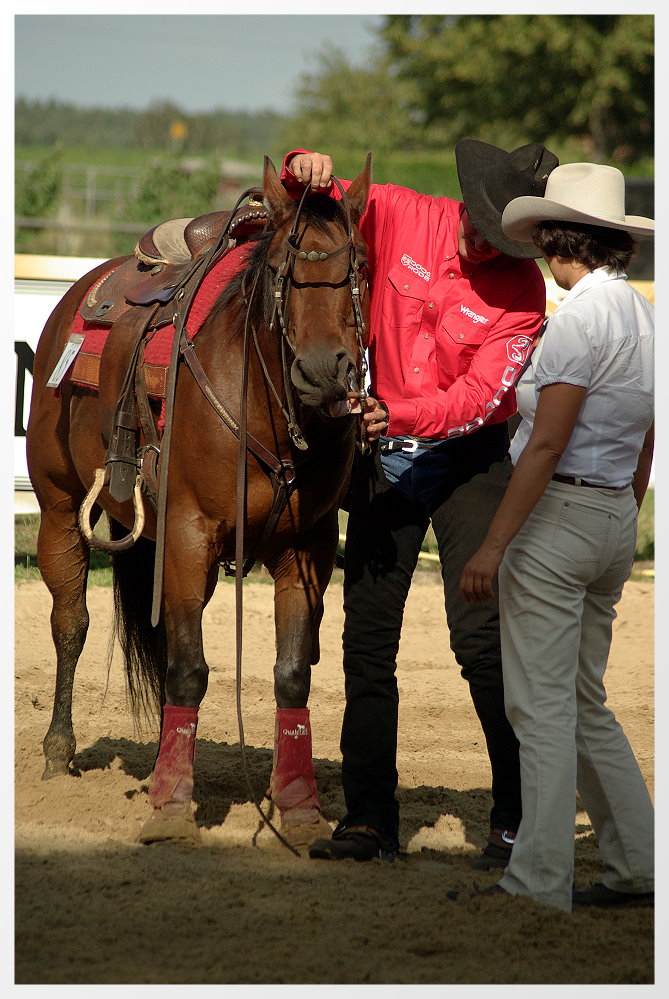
[338,423,521,849]
[379,436,477,507]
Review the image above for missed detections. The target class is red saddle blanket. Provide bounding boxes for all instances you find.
[69,243,252,399]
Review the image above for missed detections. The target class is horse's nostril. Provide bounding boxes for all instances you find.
[292,358,319,389]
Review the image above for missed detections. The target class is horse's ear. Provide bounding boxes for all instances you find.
[263,155,295,227]
[345,152,372,225]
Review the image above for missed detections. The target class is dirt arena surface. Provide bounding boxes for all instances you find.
[14,574,655,987]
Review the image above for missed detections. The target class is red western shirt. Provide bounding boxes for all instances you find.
[281,152,545,440]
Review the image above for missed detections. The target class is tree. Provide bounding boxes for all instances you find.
[281,43,419,157]
[102,156,226,256]
[380,14,653,164]
[120,157,224,227]
[134,101,191,152]
[15,150,62,252]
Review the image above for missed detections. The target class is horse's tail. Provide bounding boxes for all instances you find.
[109,518,167,722]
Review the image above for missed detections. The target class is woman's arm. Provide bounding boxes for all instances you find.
[459,382,587,602]
[632,422,654,510]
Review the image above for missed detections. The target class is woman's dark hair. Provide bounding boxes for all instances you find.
[533,221,637,273]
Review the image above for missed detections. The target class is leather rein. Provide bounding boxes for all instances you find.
[228,178,368,854]
[147,180,367,855]
[179,176,369,578]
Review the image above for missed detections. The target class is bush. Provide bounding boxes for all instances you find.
[635,488,654,561]
[15,150,63,252]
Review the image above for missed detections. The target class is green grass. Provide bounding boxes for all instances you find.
[13,513,274,586]
[635,487,654,561]
[14,488,655,586]
[14,513,114,585]
[16,144,181,171]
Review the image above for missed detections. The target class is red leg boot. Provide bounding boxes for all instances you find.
[269,708,332,850]
[138,704,201,844]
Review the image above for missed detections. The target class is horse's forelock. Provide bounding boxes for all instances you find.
[300,193,349,234]
[209,195,351,332]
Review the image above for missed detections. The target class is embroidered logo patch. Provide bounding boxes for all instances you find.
[176,724,197,738]
[400,254,430,282]
[282,724,309,740]
[506,335,533,363]
[460,304,489,325]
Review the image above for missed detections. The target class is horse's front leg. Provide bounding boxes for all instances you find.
[138,529,217,846]
[264,518,338,849]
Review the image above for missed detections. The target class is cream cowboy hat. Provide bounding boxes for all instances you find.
[501,163,655,241]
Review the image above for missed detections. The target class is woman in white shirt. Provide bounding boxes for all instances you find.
[455,163,654,913]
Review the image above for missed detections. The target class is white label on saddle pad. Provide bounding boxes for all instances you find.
[46,333,85,388]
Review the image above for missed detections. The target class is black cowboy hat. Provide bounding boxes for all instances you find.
[455,139,559,259]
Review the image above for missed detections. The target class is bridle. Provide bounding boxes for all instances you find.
[264,177,370,450]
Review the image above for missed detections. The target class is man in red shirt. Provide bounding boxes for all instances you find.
[280,140,558,864]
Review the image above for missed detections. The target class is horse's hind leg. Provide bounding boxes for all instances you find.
[36,493,94,779]
[264,521,338,849]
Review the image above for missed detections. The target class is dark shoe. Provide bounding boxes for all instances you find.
[447,884,509,901]
[572,882,654,908]
[471,828,516,870]
[308,825,396,862]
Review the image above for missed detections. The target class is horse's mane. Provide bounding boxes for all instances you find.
[210,193,351,336]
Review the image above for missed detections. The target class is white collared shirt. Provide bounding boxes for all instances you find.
[510,268,654,486]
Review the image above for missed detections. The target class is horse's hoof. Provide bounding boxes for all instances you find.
[138,803,202,846]
[279,813,334,852]
[41,760,71,781]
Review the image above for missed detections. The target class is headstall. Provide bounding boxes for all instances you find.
[268,177,369,444]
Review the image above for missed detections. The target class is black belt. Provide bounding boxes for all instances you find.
[380,437,436,453]
[551,473,627,491]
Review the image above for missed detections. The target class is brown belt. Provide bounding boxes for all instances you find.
[551,473,627,491]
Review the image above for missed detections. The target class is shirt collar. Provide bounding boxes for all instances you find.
[557,267,626,309]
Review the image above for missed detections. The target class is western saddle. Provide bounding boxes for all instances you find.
[81,195,269,328]
[85,193,269,506]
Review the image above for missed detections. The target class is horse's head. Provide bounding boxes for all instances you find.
[262,155,372,419]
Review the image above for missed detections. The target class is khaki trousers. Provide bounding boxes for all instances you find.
[498,480,654,912]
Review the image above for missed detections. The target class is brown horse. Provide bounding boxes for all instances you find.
[26,156,371,849]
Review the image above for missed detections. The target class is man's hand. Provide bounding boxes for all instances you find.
[288,152,334,190]
[348,394,389,441]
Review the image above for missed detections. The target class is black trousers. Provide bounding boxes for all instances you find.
[338,424,521,849]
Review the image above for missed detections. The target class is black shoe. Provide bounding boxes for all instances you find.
[308,825,396,862]
[471,828,515,870]
[447,884,509,901]
[572,882,654,908]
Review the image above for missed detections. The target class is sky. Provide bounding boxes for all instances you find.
[12,6,665,116]
[14,13,386,115]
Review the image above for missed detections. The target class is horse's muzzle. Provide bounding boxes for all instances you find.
[290,348,358,414]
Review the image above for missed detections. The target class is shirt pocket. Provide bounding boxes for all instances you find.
[383,264,428,327]
[438,310,491,379]
[441,310,490,348]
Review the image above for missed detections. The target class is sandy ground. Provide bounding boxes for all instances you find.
[14,573,655,987]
